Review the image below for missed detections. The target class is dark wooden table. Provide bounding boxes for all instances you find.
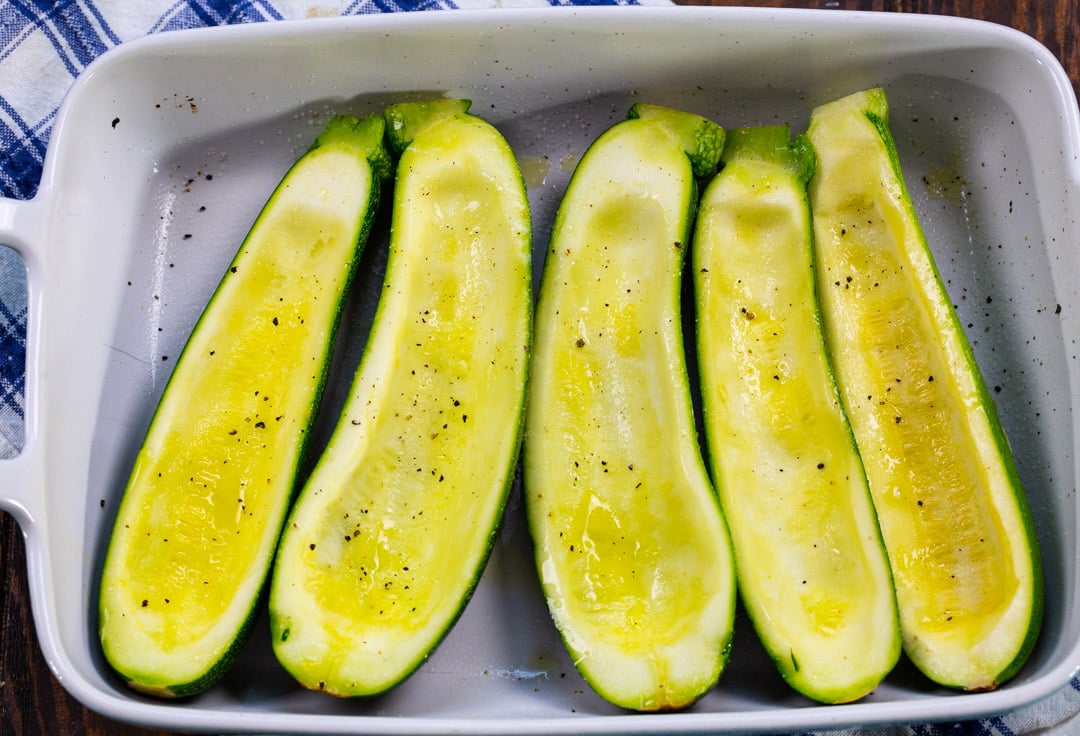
[1,1,1076,734]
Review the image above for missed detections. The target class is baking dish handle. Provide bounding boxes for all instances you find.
[0,193,47,529]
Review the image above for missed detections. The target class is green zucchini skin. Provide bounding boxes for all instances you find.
[807,88,1043,691]
[693,125,900,704]
[524,104,736,712]
[269,99,531,697]
[98,114,391,697]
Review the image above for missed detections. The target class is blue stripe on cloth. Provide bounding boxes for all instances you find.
[0,2,40,61]
[0,96,50,200]
[7,0,118,75]
[148,0,283,34]
[989,715,1016,736]
[344,0,457,14]
[0,247,24,459]
[910,719,1018,736]
[80,0,121,45]
[0,297,24,420]
[550,0,642,5]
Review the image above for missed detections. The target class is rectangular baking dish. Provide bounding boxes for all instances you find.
[1,6,1078,734]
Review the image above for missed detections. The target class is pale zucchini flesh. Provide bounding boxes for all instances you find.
[98,115,391,697]
[693,125,900,703]
[525,104,736,712]
[269,99,531,697]
[807,88,1043,691]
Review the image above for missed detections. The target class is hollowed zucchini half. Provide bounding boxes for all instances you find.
[807,88,1043,691]
[693,124,900,703]
[269,99,532,697]
[99,114,391,697]
[524,103,736,712]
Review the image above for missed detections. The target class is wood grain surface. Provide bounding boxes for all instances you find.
[1,1,1075,733]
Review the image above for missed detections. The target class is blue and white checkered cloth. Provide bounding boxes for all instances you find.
[0,2,1077,735]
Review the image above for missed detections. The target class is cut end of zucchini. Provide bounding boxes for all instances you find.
[312,113,394,182]
[720,124,816,186]
[807,87,1043,692]
[627,102,725,179]
[384,98,473,153]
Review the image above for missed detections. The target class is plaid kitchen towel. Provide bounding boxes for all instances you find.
[0,2,1077,736]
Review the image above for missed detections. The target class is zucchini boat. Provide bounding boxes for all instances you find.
[524,103,736,712]
[98,114,392,697]
[693,125,900,703]
[806,88,1043,691]
[269,99,531,697]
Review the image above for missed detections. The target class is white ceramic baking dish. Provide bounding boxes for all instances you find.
[1,6,1078,734]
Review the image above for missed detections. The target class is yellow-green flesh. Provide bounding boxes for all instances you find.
[807,88,1041,690]
[99,144,377,695]
[269,114,531,696]
[694,154,899,703]
[525,119,735,712]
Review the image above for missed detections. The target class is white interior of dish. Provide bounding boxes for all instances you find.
[7,7,1080,733]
